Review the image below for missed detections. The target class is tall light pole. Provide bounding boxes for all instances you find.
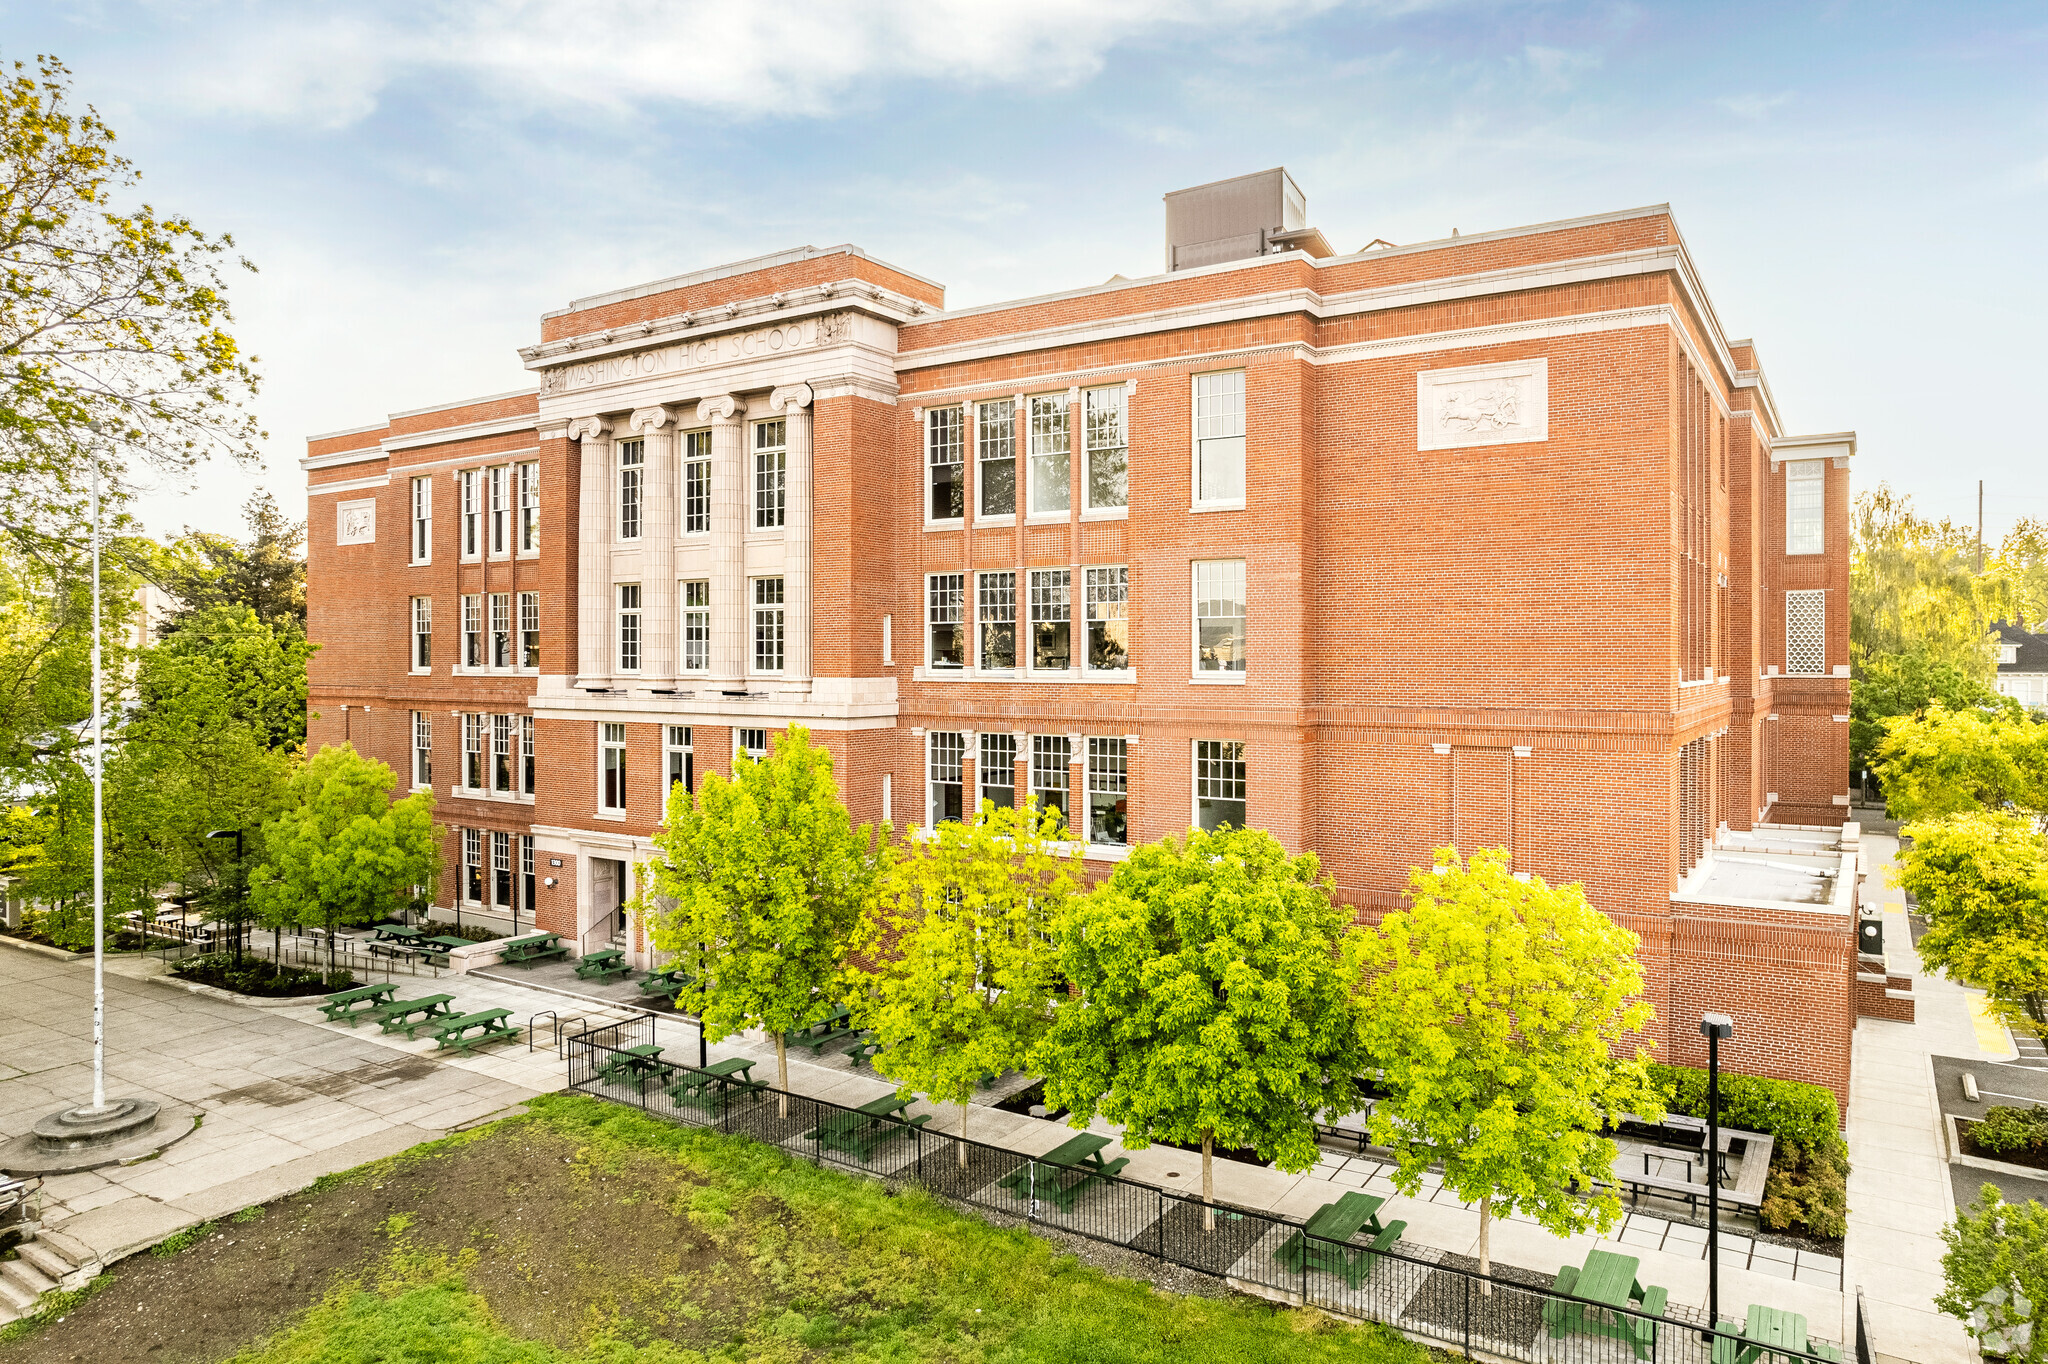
[89,448,106,1112]
[1700,1013,1734,1335]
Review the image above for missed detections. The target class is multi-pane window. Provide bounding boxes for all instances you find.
[928,731,965,827]
[665,725,693,794]
[1194,560,1247,673]
[1195,740,1246,831]
[683,430,711,534]
[682,581,710,672]
[752,578,785,672]
[1031,735,1071,827]
[489,592,512,669]
[410,476,432,562]
[1194,370,1246,505]
[1088,738,1128,846]
[754,420,787,529]
[493,830,513,908]
[463,712,484,790]
[489,465,509,555]
[736,728,768,760]
[618,439,644,540]
[518,592,539,670]
[521,715,534,795]
[1028,393,1071,516]
[927,407,965,521]
[978,398,1016,517]
[1084,386,1129,510]
[410,596,432,671]
[461,594,482,668]
[616,584,642,672]
[1085,567,1129,670]
[460,469,480,557]
[411,711,432,788]
[1786,590,1826,675]
[928,573,965,669]
[463,827,483,903]
[980,732,1017,811]
[492,713,513,793]
[1030,568,1072,671]
[600,722,627,812]
[1786,459,1825,555]
[978,571,1016,670]
[518,461,540,552]
[521,835,535,918]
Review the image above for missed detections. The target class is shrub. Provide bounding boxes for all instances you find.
[1940,1185,2048,1364]
[1650,1063,1849,1239]
[170,952,349,997]
[1760,1139,1850,1239]
[1974,1106,2048,1156]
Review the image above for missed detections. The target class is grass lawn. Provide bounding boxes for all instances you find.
[3,1093,1432,1364]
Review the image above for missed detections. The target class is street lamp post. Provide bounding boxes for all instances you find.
[206,829,245,967]
[1700,1013,1735,1337]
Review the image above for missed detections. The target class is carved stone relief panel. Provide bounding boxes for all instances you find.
[1415,358,1549,451]
[336,498,377,546]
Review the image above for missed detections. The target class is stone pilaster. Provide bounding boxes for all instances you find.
[769,383,815,685]
[567,415,611,686]
[630,405,676,682]
[698,395,747,686]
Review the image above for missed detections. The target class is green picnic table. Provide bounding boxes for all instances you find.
[416,934,472,966]
[374,993,459,1040]
[499,932,569,967]
[318,982,397,1025]
[664,1058,764,1115]
[637,965,691,1000]
[596,1043,676,1090]
[844,1031,882,1069]
[1713,1306,1843,1364]
[431,1008,520,1055]
[575,948,632,981]
[808,1094,930,1162]
[1544,1248,1668,1360]
[370,924,423,944]
[781,1003,854,1053]
[1275,1191,1408,1288]
[997,1132,1130,1211]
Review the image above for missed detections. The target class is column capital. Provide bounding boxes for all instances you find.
[565,415,611,443]
[629,405,676,434]
[536,418,572,442]
[767,383,814,414]
[696,394,744,425]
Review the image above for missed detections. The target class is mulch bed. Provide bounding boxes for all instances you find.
[1144,1196,1272,1279]
[1396,1251,1557,1351]
[1956,1118,2048,1171]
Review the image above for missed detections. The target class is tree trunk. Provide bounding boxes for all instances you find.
[776,1034,789,1120]
[959,1101,971,1167]
[1202,1128,1216,1233]
[1478,1196,1493,1296]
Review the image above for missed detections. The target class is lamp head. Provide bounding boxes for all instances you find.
[206,829,235,840]
[1700,1013,1734,1040]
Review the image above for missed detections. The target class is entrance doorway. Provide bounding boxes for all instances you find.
[588,857,628,952]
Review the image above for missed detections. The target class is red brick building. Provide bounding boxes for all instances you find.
[305,169,1874,1100]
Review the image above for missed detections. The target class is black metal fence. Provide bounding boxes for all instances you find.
[566,1016,1853,1364]
[149,928,447,983]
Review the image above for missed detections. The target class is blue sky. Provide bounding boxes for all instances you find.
[13,1,2045,542]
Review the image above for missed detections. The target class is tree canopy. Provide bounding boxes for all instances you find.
[1894,811,2048,1038]
[1940,1185,2048,1364]
[158,491,306,636]
[1874,703,2048,826]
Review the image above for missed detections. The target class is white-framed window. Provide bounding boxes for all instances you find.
[410,710,432,788]
[978,398,1016,518]
[1786,590,1826,676]
[682,430,711,535]
[600,722,627,813]
[736,727,768,761]
[1785,459,1825,556]
[928,572,965,669]
[978,570,1016,670]
[1028,393,1071,517]
[489,592,512,670]
[520,834,535,916]
[1085,566,1128,671]
[518,592,539,670]
[1193,559,1247,674]
[1087,737,1128,846]
[492,712,513,793]
[460,469,480,558]
[463,827,483,903]
[618,439,644,540]
[617,584,641,672]
[754,419,787,529]
[488,465,509,555]
[928,731,965,828]
[493,829,513,909]
[682,580,710,672]
[1030,568,1072,671]
[1195,739,1246,832]
[463,712,484,791]
[461,593,482,668]
[521,714,534,795]
[518,460,540,552]
[665,725,693,794]
[981,732,1017,810]
[1193,370,1246,507]
[1031,734,1071,828]
[752,577,784,672]
[1084,385,1129,511]
[410,476,432,563]
[410,596,431,672]
[927,406,965,522]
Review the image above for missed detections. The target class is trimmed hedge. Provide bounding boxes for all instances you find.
[1647,1063,1839,1147]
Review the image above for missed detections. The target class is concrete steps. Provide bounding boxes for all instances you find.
[0,1226,98,1325]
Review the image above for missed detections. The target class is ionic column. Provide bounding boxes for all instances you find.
[698,395,747,686]
[769,383,815,685]
[631,405,677,682]
[567,415,612,686]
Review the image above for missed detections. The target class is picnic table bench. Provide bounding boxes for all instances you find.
[1315,1102,1377,1153]
[413,934,473,966]
[318,982,397,1024]
[369,924,423,944]
[1544,1248,1668,1361]
[574,948,633,981]
[664,1058,765,1116]
[431,1008,520,1055]
[997,1132,1130,1211]
[499,933,569,967]
[844,1031,882,1069]
[781,1004,854,1053]
[1275,1191,1407,1288]
[374,993,459,1039]
[807,1094,929,1163]
[1713,1306,1843,1364]
[637,965,691,1000]
[596,1042,677,1089]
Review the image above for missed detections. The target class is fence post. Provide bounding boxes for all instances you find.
[1462,1270,1471,1358]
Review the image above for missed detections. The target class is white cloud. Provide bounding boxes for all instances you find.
[1716,91,1793,121]
[1521,44,1600,94]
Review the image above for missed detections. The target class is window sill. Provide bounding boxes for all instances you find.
[411,667,432,677]
[593,810,627,822]
[924,519,966,533]
[1079,507,1129,522]
[516,550,540,561]
[409,558,431,568]
[1082,842,1133,862]
[1188,673,1247,685]
[448,787,535,805]
[746,529,787,541]
[913,667,1136,685]
[450,666,541,679]
[1024,513,1072,527]
[1189,501,1246,515]
[973,514,1016,528]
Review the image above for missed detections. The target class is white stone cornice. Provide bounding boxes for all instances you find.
[767,383,815,413]
[536,418,571,440]
[565,415,611,443]
[629,405,676,433]
[696,394,743,424]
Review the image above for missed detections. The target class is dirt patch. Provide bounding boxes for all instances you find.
[206,1057,441,1109]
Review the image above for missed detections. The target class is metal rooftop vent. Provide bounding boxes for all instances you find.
[1164,167,1333,272]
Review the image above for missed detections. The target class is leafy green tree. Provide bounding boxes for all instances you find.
[1895,811,2048,1038]
[250,744,438,972]
[1940,1185,2048,1364]
[644,726,886,1110]
[1874,703,2048,825]
[1851,647,2014,782]
[1851,486,2009,677]
[1036,826,1371,1230]
[159,492,306,635]
[847,800,1079,1160]
[140,602,313,750]
[1356,847,1662,1283]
